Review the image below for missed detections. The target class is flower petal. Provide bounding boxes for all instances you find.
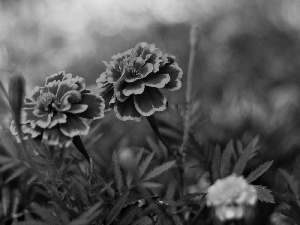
[134,42,147,55]
[134,87,167,116]
[66,104,88,114]
[35,113,53,128]
[49,112,67,128]
[47,80,60,95]
[122,80,145,96]
[77,94,105,119]
[21,108,38,124]
[28,86,42,102]
[43,127,59,146]
[114,77,129,102]
[33,108,48,117]
[139,63,154,78]
[45,71,65,85]
[141,43,156,59]
[59,90,81,111]
[143,73,170,88]
[22,124,42,138]
[114,96,141,121]
[56,79,79,101]
[60,114,90,137]
[71,76,86,92]
[159,65,183,91]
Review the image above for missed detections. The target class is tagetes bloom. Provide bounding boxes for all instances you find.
[21,71,105,148]
[96,42,183,121]
[206,174,257,222]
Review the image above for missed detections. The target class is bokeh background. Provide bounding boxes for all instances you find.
[1,0,300,223]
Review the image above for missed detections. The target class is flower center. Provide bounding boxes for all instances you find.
[37,92,55,112]
[119,55,140,77]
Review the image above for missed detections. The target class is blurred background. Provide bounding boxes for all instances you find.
[1,0,300,222]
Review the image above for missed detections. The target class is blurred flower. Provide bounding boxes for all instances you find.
[10,120,28,143]
[20,71,105,148]
[96,42,183,121]
[207,174,257,222]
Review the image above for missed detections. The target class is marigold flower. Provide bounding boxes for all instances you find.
[206,174,257,221]
[96,42,183,121]
[20,71,105,148]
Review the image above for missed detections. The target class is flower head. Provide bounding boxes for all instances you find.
[96,42,183,121]
[21,71,105,148]
[206,174,257,221]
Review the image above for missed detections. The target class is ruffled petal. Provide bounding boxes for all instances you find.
[49,112,67,128]
[21,108,38,124]
[45,71,65,85]
[42,127,59,146]
[105,62,122,83]
[143,73,170,88]
[134,42,147,55]
[77,94,105,119]
[158,64,183,91]
[59,90,81,111]
[71,75,86,92]
[134,87,167,116]
[35,113,53,128]
[28,86,42,102]
[22,124,42,138]
[99,84,114,109]
[146,49,163,73]
[141,43,156,59]
[114,97,142,121]
[122,80,145,96]
[33,108,48,117]
[47,80,60,95]
[66,104,88,114]
[114,78,129,102]
[96,72,109,89]
[60,114,90,137]
[139,63,154,78]
[56,79,79,101]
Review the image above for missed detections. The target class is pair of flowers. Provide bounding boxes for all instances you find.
[14,42,183,148]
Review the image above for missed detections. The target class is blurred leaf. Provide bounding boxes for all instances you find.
[246,161,273,183]
[30,203,62,225]
[142,161,176,182]
[256,185,275,203]
[132,216,153,225]
[280,169,300,206]
[5,166,28,183]
[219,140,234,178]
[69,201,103,225]
[119,205,143,225]
[211,145,221,181]
[113,151,123,193]
[140,182,163,189]
[233,136,259,175]
[106,190,130,225]
[138,152,154,179]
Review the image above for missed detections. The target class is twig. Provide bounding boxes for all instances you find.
[179,24,199,155]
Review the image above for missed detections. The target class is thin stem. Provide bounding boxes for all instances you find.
[146,115,184,196]
[179,24,199,154]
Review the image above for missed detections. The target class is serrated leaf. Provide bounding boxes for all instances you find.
[113,151,123,193]
[106,190,130,225]
[246,161,273,183]
[69,201,103,225]
[138,152,154,179]
[256,185,275,203]
[279,169,300,206]
[220,140,234,178]
[211,145,221,181]
[232,137,259,175]
[142,161,176,181]
[5,166,28,183]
